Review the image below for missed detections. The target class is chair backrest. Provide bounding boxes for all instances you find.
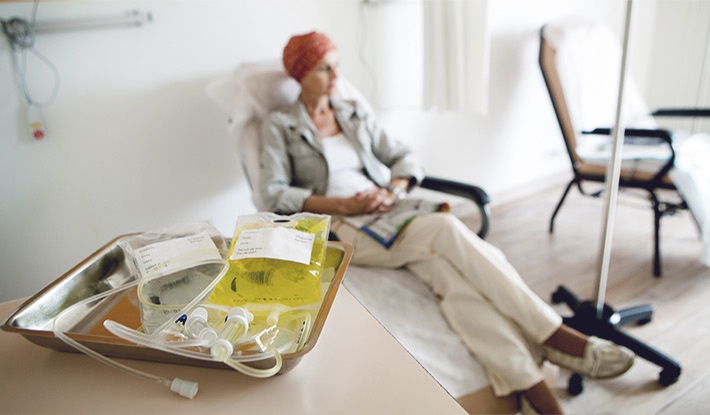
[539,32,582,167]
[206,60,371,210]
[539,20,657,169]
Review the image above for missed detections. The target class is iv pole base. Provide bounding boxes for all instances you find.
[551,285,681,395]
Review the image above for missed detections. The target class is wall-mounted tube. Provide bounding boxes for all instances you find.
[33,9,152,34]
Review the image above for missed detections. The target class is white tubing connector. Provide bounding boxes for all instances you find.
[227,307,253,326]
[170,378,199,399]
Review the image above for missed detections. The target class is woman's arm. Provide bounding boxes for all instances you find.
[387,177,411,196]
[358,103,423,188]
[259,114,315,213]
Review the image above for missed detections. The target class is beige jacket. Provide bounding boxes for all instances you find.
[259,96,423,214]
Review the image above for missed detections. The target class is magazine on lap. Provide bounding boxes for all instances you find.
[343,199,450,248]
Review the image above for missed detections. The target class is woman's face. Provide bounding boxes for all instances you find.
[300,50,339,96]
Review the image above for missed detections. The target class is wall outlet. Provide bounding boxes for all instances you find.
[26,103,47,140]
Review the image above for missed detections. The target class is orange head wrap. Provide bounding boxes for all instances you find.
[282,32,336,82]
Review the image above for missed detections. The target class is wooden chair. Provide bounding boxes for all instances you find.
[539,22,696,277]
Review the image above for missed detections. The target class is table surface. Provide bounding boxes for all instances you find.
[0,288,466,415]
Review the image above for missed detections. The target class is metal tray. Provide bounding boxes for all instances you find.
[1,234,352,374]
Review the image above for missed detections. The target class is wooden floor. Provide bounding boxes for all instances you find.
[484,183,710,414]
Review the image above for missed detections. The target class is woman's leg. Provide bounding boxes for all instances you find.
[332,213,630,406]
[544,324,587,357]
[331,214,563,396]
[407,257,548,397]
[523,380,564,414]
[395,213,563,343]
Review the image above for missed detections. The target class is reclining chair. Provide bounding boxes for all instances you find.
[539,21,707,277]
[538,20,699,393]
[206,61,540,413]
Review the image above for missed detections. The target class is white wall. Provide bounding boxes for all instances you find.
[360,0,627,194]
[0,0,704,302]
[644,0,710,134]
[1,0,368,302]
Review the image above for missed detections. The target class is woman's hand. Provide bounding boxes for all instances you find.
[302,188,397,216]
[348,178,410,214]
[303,182,411,216]
[347,188,397,214]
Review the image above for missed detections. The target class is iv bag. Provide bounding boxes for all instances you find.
[208,213,330,308]
[119,221,228,333]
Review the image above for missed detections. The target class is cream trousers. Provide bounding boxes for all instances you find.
[332,212,562,396]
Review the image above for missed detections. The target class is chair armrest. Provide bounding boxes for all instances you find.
[420,176,491,239]
[584,127,673,144]
[582,128,675,185]
[651,108,710,117]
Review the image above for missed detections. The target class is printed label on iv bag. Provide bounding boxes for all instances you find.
[134,232,221,277]
[229,227,315,265]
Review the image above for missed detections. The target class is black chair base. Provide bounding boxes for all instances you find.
[551,285,681,395]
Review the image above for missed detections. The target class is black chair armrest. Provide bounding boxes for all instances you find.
[651,108,710,117]
[420,176,491,239]
[582,128,675,185]
[584,127,673,144]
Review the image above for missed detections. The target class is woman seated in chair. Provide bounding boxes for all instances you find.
[259,31,634,415]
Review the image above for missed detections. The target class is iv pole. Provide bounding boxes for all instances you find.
[550,0,682,394]
[594,0,636,319]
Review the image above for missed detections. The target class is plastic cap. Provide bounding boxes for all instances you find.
[226,307,251,326]
[170,378,198,399]
[211,338,234,360]
[199,327,218,345]
[267,309,281,326]
[188,307,208,322]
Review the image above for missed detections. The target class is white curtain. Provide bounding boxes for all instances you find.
[423,0,490,114]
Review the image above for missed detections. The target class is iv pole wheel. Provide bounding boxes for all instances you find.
[636,316,651,326]
[567,374,584,396]
[658,367,680,387]
[551,287,565,304]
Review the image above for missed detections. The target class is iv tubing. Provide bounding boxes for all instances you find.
[53,255,296,389]
[224,347,283,378]
[51,254,232,398]
[52,280,198,398]
[104,315,286,363]
[103,321,220,360]
[104,308,272,363]
[104,322,285,375]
